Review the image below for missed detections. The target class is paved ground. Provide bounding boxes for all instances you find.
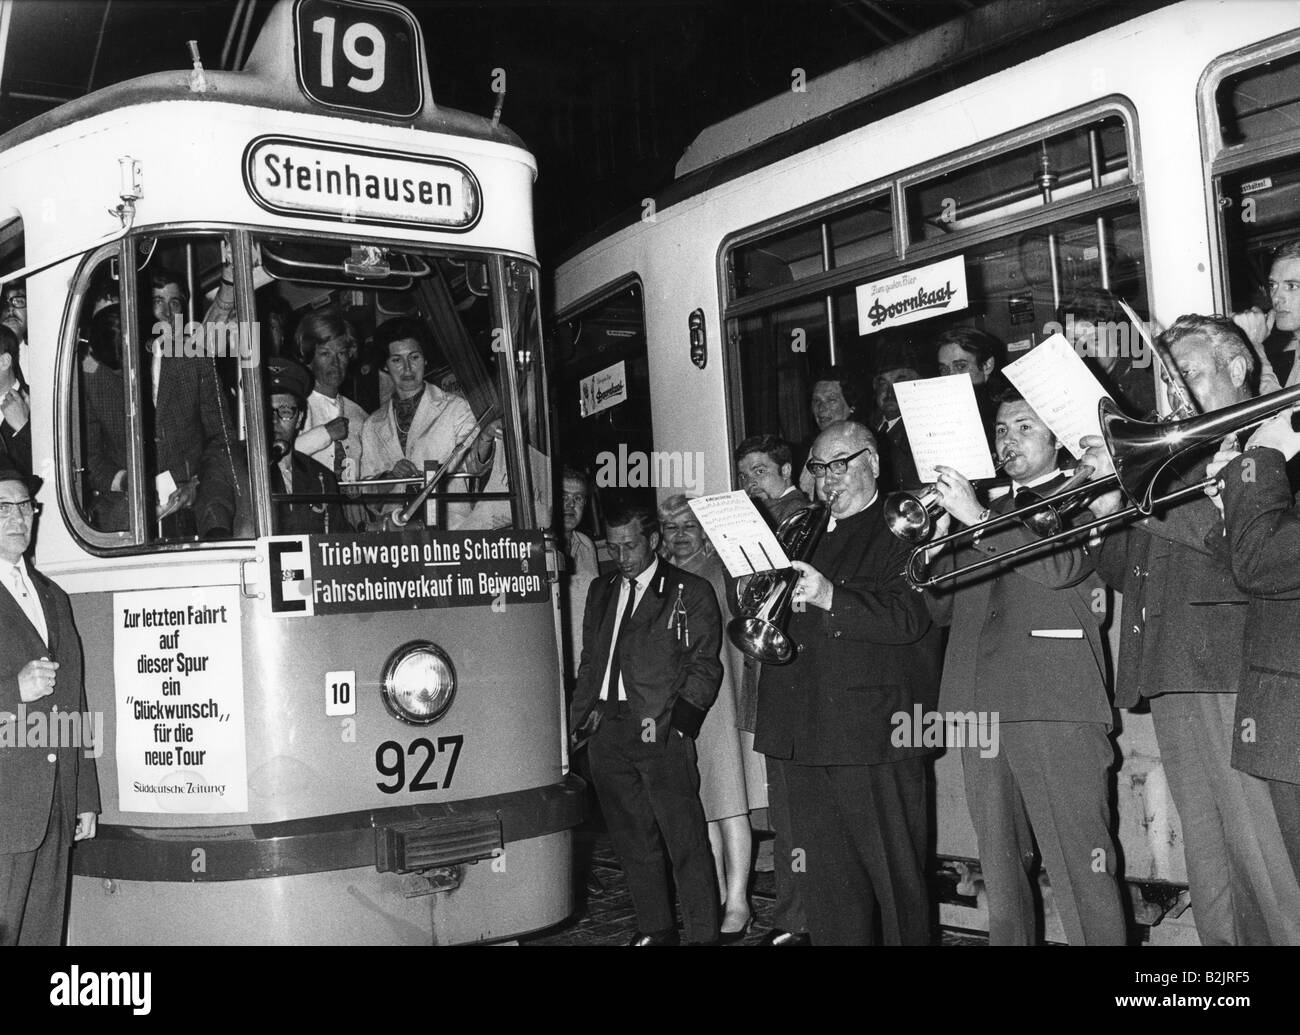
[522,823,986,946]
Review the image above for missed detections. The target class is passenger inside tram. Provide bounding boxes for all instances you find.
[265,355,349,535]
[0,322,30,478]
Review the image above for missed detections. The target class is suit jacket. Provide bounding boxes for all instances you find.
[878,418,921,492]
[83,354,237,534]
[0,562,100,854]
[0,397,31,478]
[570,559,723,739]
[754,497,941,766]
[926,476,1111,725]
[359,383,476,479]
[1092,459,1249,707]
[1213,448,1300,783]
[271,452,349,535]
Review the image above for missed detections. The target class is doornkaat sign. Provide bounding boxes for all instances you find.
[855,255,969,336]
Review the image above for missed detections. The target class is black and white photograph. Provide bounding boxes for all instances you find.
[0,0,1297,1012]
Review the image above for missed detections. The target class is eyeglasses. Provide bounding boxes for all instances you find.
[561,493,587,506]
[806,446,872,478]
[1,294,25,310]
[271,406,301,422]
[0,499,38,519]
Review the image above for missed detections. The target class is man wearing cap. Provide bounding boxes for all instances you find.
[266,358,348,535]
[0,467,100,944]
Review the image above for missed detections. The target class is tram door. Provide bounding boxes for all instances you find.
[555,278,655,521]
[1211,47,1300,387]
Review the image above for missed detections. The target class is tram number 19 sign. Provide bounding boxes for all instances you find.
[294,0,424,119]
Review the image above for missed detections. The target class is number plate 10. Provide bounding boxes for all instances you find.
[295,0,424,119]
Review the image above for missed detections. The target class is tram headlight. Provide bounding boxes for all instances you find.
[380,642,457,725]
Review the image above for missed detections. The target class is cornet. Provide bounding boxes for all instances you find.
[728,494,835,664]
[885,458,1007,543]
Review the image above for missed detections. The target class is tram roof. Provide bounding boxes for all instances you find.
[557,0,1172,266]
[0,68,527,158]
[0,0,529,161]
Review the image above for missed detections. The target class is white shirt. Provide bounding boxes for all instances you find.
[1,557,47,645]
[299,390,368,480]
[598,557,659,701]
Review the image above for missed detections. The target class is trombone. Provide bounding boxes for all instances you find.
[906,384,1300,589]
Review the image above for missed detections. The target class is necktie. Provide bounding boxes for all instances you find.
[332,400,347,479]
[601,578,638,713]
[8,565,45,643]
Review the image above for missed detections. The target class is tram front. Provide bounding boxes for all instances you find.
[0,0,580,944]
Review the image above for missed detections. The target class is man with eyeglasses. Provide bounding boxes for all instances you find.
[0,467,100,944]
[266,358,348,535]
[1,282,27,373]
[753,420,941,944]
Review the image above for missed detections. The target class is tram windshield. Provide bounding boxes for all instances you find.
[66,232,549,548]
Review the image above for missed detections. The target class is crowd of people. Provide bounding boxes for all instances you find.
[561,265,1300,946]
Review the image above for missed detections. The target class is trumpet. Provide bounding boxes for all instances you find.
[728,497,833,664]
[885,458,1006,543]
[906,385,1300,589]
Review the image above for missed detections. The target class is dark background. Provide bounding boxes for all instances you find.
[0,0,992,262]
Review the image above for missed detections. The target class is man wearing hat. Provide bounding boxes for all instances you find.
[0,466,100,943]
[266,358,349,535]
[872,340,923,492]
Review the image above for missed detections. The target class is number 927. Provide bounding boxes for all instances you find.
[375,735,463,794]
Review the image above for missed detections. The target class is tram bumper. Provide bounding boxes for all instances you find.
[68,776,586,945]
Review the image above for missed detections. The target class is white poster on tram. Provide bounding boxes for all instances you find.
[579,361,628,417]
[855,255,969,336]
[113,586,248,813]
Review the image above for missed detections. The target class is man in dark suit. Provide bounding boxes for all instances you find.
[83,271,237,539]
[0,325,30,477]
[1206,412,1300,888]
[0,467,100,944]
[924,389,1125,944]
[570,505,723,945]
[870,344,923,492]
[734,433,810,945]
[266,358,349,535]
[1082,314,1300,945]
[755,420,941,945]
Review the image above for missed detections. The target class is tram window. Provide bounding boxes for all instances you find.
[1216,50,1300,149]
[905,114,1130,244]
[730,199,1153,448]
[555,281,655,518]
[731,194,892,299]
[254,237,545,533]
[733,298,831,455]
[1213,154,1300,390]
[73,233,250,545]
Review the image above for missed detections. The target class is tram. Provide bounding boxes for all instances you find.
[0,0,580,944]
[554,0,1300,944]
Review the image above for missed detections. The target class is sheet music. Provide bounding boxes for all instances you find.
[892,375,997,483]
[1002,333,1114,459]
[688,491,792,578]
